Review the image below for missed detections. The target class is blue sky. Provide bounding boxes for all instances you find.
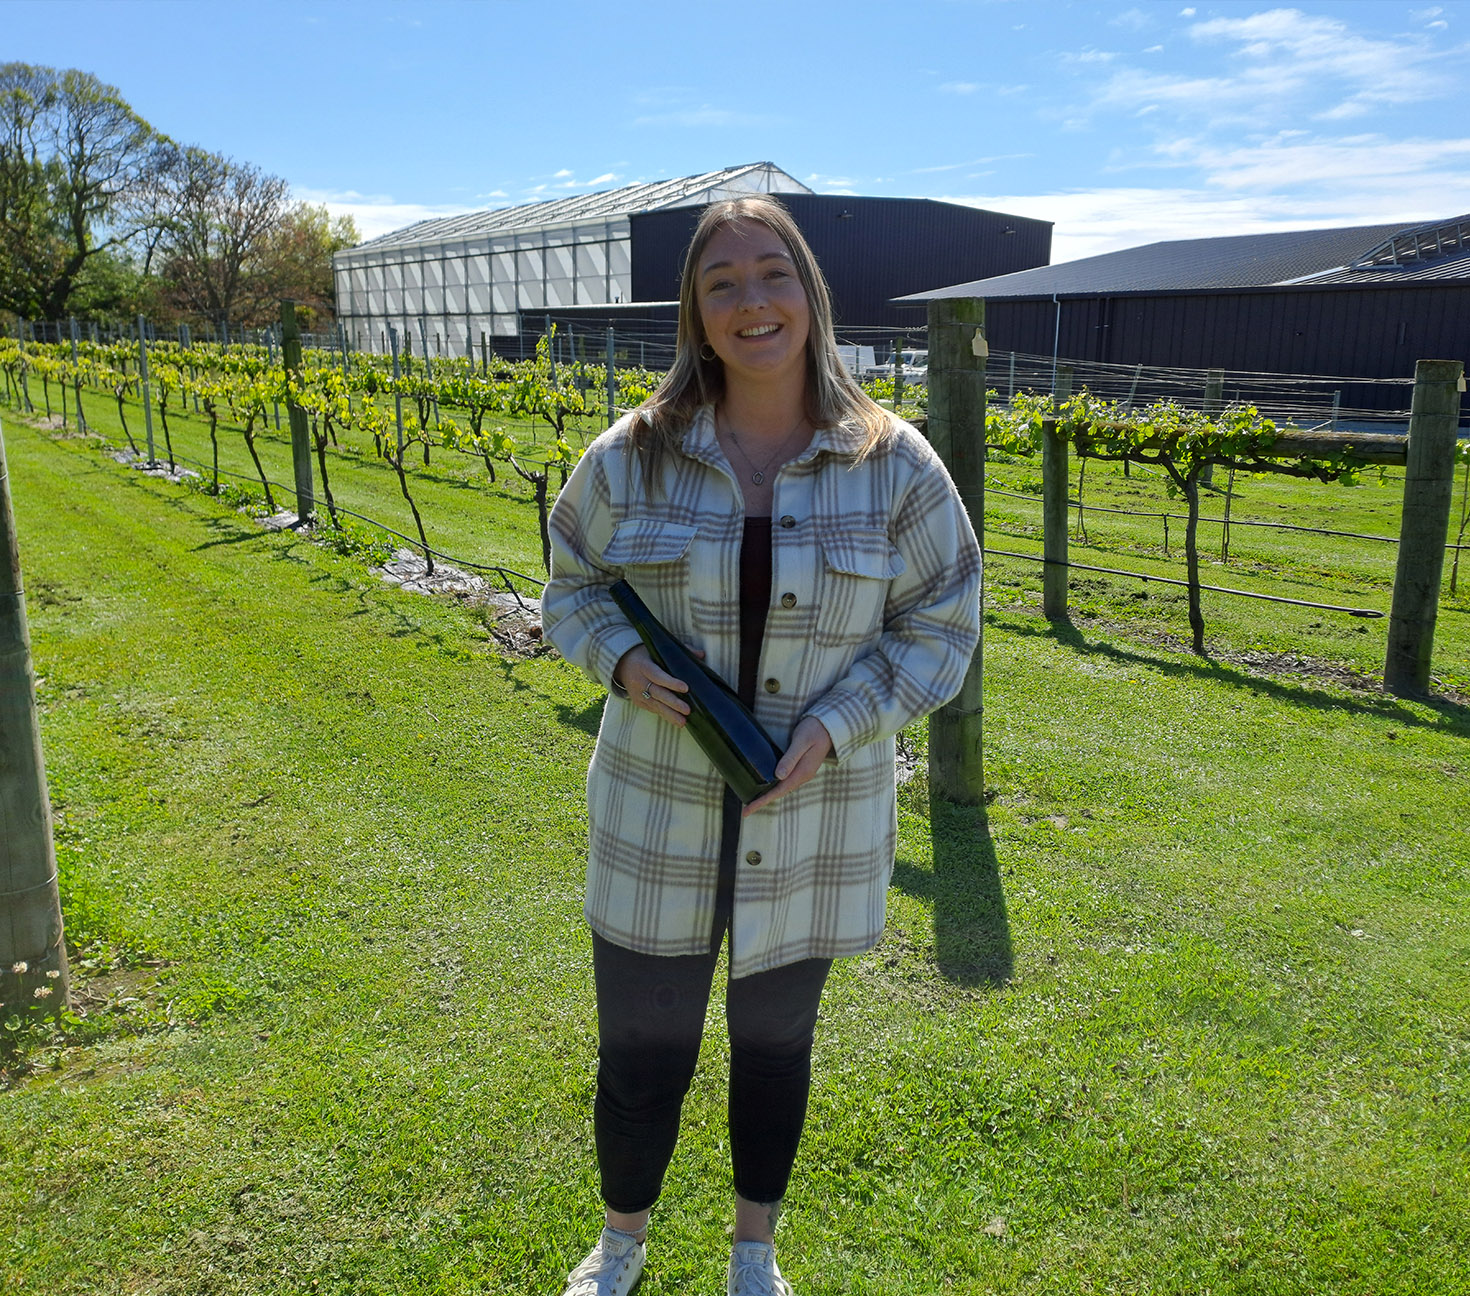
[8,0,1468,262]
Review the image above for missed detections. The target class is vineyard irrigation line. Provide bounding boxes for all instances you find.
[986,484,1470,552]
[984,547,1385,618]
[104,442,548,602]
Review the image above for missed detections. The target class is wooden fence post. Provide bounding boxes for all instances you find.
[0,420,70,1019]
[136,314,155,465]
[280,301,315,524]
[1201,368,1224,488]
[606,326,616,427]
[927,298,986,804]
[1042,365,1073,619]
[1385,358,1465,695]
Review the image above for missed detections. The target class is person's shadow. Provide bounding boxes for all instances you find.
[890,787,1013,987]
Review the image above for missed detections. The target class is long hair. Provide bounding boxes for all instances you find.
[630,195,891,482]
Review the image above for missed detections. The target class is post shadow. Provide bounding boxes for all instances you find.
[889,787,1014,988]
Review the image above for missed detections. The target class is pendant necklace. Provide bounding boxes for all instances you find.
[721,411,809,485]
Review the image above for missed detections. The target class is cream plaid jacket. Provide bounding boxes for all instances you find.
[543,405,981,977]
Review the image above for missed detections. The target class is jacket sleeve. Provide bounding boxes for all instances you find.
[541,435,643,692]
[801,445,982,760]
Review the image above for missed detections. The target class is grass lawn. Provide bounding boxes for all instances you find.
[1,408,1468,1295]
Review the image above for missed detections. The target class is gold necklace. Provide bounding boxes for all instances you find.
[720,411,809,485]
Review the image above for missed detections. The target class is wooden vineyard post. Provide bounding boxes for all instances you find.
[606,326,616,428]
[137,315,156,466]
[280,301,315,524]
[1042,365,1073,619]
[927,297,987,804]
[0,421,70,1020]
[1385,358,1465,695]
[1200,368,1224,488]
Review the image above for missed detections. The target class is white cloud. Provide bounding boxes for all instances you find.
[940,81,980,94]
[1111,8,1152,31]
[1063,7,1457,134]
[910,154,1034,175]
[804,173,857,193]
[291,188,484,242]
[1168,131,1470,196]
[949,134,1470,263]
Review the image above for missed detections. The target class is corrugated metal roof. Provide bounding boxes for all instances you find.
[349,163,812,252]
[897,218,1463,303]
[1295,247,1470,286]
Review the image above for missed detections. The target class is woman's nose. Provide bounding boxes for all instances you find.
[736,275,766,310]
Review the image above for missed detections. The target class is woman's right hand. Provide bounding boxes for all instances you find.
[614,645,693,726]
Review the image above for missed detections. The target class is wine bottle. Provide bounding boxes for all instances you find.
[608,579,782,805]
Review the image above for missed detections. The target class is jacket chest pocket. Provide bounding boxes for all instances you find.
[604,518,701,623]
[814,528,906,648]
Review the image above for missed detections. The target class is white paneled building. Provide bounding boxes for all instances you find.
[332,163,812,355]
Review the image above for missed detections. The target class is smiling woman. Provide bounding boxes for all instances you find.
[541,195,982,1296]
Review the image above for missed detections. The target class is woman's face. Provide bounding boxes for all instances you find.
[694,219,811,390]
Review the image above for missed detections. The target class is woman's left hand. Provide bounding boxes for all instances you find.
[742,716,833,817]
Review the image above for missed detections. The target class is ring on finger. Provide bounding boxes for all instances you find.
[640,686,653,700]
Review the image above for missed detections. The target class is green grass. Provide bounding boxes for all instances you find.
[981,451,1470,693]
[2,411,1468,1295]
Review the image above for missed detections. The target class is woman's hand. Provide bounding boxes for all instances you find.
[743,716,833,817]
[614,645,695,726]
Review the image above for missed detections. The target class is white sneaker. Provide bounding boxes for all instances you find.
[727,1240,794,1295]
[561,1226,645,1296]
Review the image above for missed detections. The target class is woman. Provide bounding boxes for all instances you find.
[542,195,981,1295]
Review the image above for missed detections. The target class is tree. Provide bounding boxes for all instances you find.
[0,63,160,319]
[154,147,289,329]
[253,203,359,329]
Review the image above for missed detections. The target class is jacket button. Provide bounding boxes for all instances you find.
[780,592,797,609]
[745,850,762,866]
[779,515,796,528]
[764,678,780,694]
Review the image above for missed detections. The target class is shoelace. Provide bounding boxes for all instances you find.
[729,1250,787,1296]
[567,1235,640,1294]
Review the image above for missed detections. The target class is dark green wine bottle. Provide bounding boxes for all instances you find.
[609,579,782,805]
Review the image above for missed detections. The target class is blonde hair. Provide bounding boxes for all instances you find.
[630,195,891,482]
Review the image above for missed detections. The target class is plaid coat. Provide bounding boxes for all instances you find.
[543,404,981,977]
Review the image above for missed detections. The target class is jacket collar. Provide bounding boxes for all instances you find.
[681,403,868,470]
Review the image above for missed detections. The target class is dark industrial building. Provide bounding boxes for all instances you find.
[333,163,1051,356]
[898,216,1470,414]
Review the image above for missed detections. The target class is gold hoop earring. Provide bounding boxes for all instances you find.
[699,342,717,362]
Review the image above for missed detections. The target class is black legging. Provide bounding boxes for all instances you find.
[591,928,832,1214]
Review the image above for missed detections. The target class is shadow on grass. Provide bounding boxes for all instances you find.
[487,655,605,740]
[1015,612,1470,736]
[891,791,1013,988]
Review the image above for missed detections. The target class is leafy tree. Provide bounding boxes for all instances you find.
[256,204,359,330]
[0,63,161,319]
[153,147,289,330]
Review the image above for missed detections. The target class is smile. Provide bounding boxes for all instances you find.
[737,323,781,337]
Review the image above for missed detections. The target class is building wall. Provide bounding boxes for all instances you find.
[333,217,633,355]
[332,193,1053,355]
[629,195,1052,330]
[973,283,1470,412]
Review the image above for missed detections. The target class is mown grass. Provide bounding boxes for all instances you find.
[1,410,1468,1295]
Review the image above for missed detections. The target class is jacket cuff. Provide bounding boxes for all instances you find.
[592,625,644,695]
[802,689,875,763]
